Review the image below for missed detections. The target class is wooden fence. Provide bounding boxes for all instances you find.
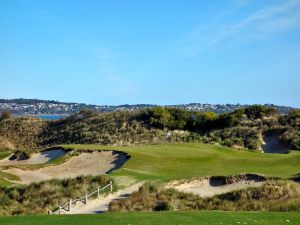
[49,181,113,214]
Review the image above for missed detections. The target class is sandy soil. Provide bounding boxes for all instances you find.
[0,149,67,165]
[4,151,128,184]
[167,177,264,198]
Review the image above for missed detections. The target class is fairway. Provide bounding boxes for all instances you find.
[63,143,300,181]
[0,211,299,225]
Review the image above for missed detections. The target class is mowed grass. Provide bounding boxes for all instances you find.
[62,143,300,181]
[0,211,299,225]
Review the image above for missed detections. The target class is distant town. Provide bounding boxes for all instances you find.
[0,98,295,115]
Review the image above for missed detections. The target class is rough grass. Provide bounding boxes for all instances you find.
[0,211,299,225]
[0,171,20,188]
[62,143,300,181]
[0,175,113,216]
[0,176,13,187]
[0,150,11,160]
[0,171,20,181]
[109,180,300,212]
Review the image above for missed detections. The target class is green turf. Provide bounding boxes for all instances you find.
[0,211,299,225]
[62,143,300,181]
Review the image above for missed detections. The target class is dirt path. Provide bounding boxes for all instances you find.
[4,151,128,184]
[69,181,144,214]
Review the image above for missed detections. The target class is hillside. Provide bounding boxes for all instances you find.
[0,106,299,151]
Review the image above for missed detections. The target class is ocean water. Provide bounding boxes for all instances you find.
[36,115,66,120]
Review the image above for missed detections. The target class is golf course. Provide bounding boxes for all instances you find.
[0,143,299,224]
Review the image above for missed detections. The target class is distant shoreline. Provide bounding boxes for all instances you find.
[13,114,69,120]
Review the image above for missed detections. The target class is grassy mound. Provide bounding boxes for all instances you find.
[1,107,299,151]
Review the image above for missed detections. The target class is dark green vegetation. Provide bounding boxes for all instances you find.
[109,180,300,212]
[0,175,112,216]
[0,211,299,225]
[0,106,299,151]
[64,143,300,180]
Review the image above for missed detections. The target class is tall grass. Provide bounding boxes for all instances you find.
[0,175,114,216]
[109,180,300,212]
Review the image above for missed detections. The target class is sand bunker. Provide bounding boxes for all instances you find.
[0,149,68,165]
[4,151,128,184]
[167,175,265,198]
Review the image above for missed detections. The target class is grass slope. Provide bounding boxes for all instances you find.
[0,211,299,225]
[63,143,300,181]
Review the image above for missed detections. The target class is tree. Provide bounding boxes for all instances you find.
[150,107,172,129]
[244,105,276,119]
[287,109,300,126]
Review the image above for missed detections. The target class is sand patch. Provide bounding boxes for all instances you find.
[167,175,265,198]
[5,151,128,184]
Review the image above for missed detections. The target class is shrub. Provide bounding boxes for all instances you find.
[154,201,172,211]
[0,111,11,120]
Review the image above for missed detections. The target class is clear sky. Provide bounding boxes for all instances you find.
[1,0,300,107]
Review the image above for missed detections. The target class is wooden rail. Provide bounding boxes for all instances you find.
[49,181,113,214]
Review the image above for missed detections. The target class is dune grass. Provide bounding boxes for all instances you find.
[62,143,300,181]
[0,211,299,225]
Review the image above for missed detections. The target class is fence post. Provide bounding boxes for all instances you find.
[110,181,113,192]
[59,206,62,214]
[97,187,100,197]
[48,210,52,215]
[69,199,72,212]
[85,193,88,204]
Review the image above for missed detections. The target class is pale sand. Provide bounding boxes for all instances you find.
[167,178,264,198]
[5,151,128,184]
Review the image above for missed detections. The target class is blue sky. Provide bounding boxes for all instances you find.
[1,0,300,107]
